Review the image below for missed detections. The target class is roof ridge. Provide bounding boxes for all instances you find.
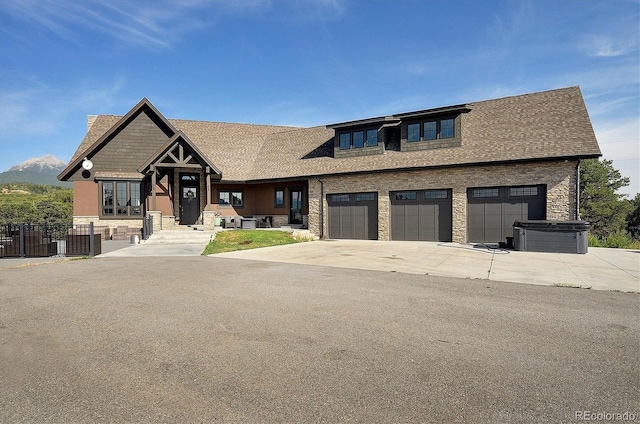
[468,85,580,106]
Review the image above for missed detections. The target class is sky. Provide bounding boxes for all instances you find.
[0,0,638,196]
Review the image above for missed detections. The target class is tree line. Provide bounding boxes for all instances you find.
[579,159,639,248]
[0,184,73,228]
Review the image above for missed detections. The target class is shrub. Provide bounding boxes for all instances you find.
[603,230,632,249]
[587,233,601,247]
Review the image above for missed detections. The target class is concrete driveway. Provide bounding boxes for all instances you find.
[1,256,638,423]
[2,236,638,292]
[212,240,640,293]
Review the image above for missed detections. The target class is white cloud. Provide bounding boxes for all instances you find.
[592,116,640,197]
[1,0,348,50]
[581,34,638,58]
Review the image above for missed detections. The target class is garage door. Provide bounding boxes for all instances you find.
[391,189,452,241]
[467,185,546,243]
[328,192,378,240]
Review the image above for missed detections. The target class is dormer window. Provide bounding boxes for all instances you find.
[407,117,456,142]
[339,128,379,150]
[441,119,454,138]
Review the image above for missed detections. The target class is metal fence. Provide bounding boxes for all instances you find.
[0,222,101,258]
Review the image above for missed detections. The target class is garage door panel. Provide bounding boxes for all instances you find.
[352,205,367,239]
[467,185,546,243]
[328,193,377,240]
[391,204,406,240]
[391,190,452,242]
[419,204,437,241]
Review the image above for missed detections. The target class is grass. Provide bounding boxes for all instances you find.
[202,230,307,255]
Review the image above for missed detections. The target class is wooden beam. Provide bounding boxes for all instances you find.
[151,163,203,169]
[206,172,211,206]
[151,165,157,211]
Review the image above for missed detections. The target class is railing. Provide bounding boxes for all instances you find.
[0,222,101,258]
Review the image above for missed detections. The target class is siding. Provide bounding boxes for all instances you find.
[68,110,170,181]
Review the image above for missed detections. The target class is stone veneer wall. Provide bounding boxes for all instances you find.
[308,160,577,243]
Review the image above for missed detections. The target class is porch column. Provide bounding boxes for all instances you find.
[151,165,157,211]
[206,166,212,206]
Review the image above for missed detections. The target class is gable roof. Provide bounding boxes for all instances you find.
[58,98,179,181]
[137,130,223,176]
[60,86,601,183]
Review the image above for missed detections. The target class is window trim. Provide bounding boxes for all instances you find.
[274,188,285,208]
[473,188,500,198]
[99,180,142,218]
[338,128,379,150]
[424,189,448,199]
[218,189,244,208]
[509,186,539,197]
[406,116,457,142]
[330,194,350,202]
[356,193,376,202]
[395,191,418,201]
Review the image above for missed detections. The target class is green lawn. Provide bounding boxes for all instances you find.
[202,230,305,255]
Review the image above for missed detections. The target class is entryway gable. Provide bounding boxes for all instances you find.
[58,98,179,182]
[137,131,222,177]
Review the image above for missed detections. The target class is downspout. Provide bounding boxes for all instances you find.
[316,177,324,239]
[576,159,581,220]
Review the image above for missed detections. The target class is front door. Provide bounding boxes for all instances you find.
[179,174,200,225]
[289,188,303,224]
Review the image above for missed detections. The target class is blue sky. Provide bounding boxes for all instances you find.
[1,0,638,196]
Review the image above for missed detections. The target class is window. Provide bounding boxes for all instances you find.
[352,131,364,148]
[101,181,141,217]
[218,190,243,207]
[425,190,448,199]
[356,193,375,202]
[406,117,456,141]
[274,188,285,208]
[441,119,454,138]
[102,182,114,215]
[408,123,421,142]
[339,128,379,149]
[331,194,350,202]
[366,129,378,147]
[424,121,437,140]
[510,186,539,197]
[339,133,351,150]
[395,191,417,200]
[473,188,499,198]
[116,182,128,215]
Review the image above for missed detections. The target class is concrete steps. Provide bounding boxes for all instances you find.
[144,228,215,244]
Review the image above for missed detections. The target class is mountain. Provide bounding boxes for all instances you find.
[0,155,72,187]
[8,154,67,173]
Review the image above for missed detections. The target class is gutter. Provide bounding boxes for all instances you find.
[315,177,324,239]
[576,160,581,220]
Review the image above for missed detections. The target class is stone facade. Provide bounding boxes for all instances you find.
[308,160,577,243]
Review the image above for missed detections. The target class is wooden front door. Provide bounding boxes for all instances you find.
[179,174,200,225]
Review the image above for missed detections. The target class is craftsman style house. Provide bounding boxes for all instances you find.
[58,86,601,243]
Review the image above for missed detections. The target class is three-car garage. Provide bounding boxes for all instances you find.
[326,185,546,243]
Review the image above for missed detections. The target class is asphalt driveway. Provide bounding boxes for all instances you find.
[1,256,638,423]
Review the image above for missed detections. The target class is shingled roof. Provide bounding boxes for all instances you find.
[62,86,601,182]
